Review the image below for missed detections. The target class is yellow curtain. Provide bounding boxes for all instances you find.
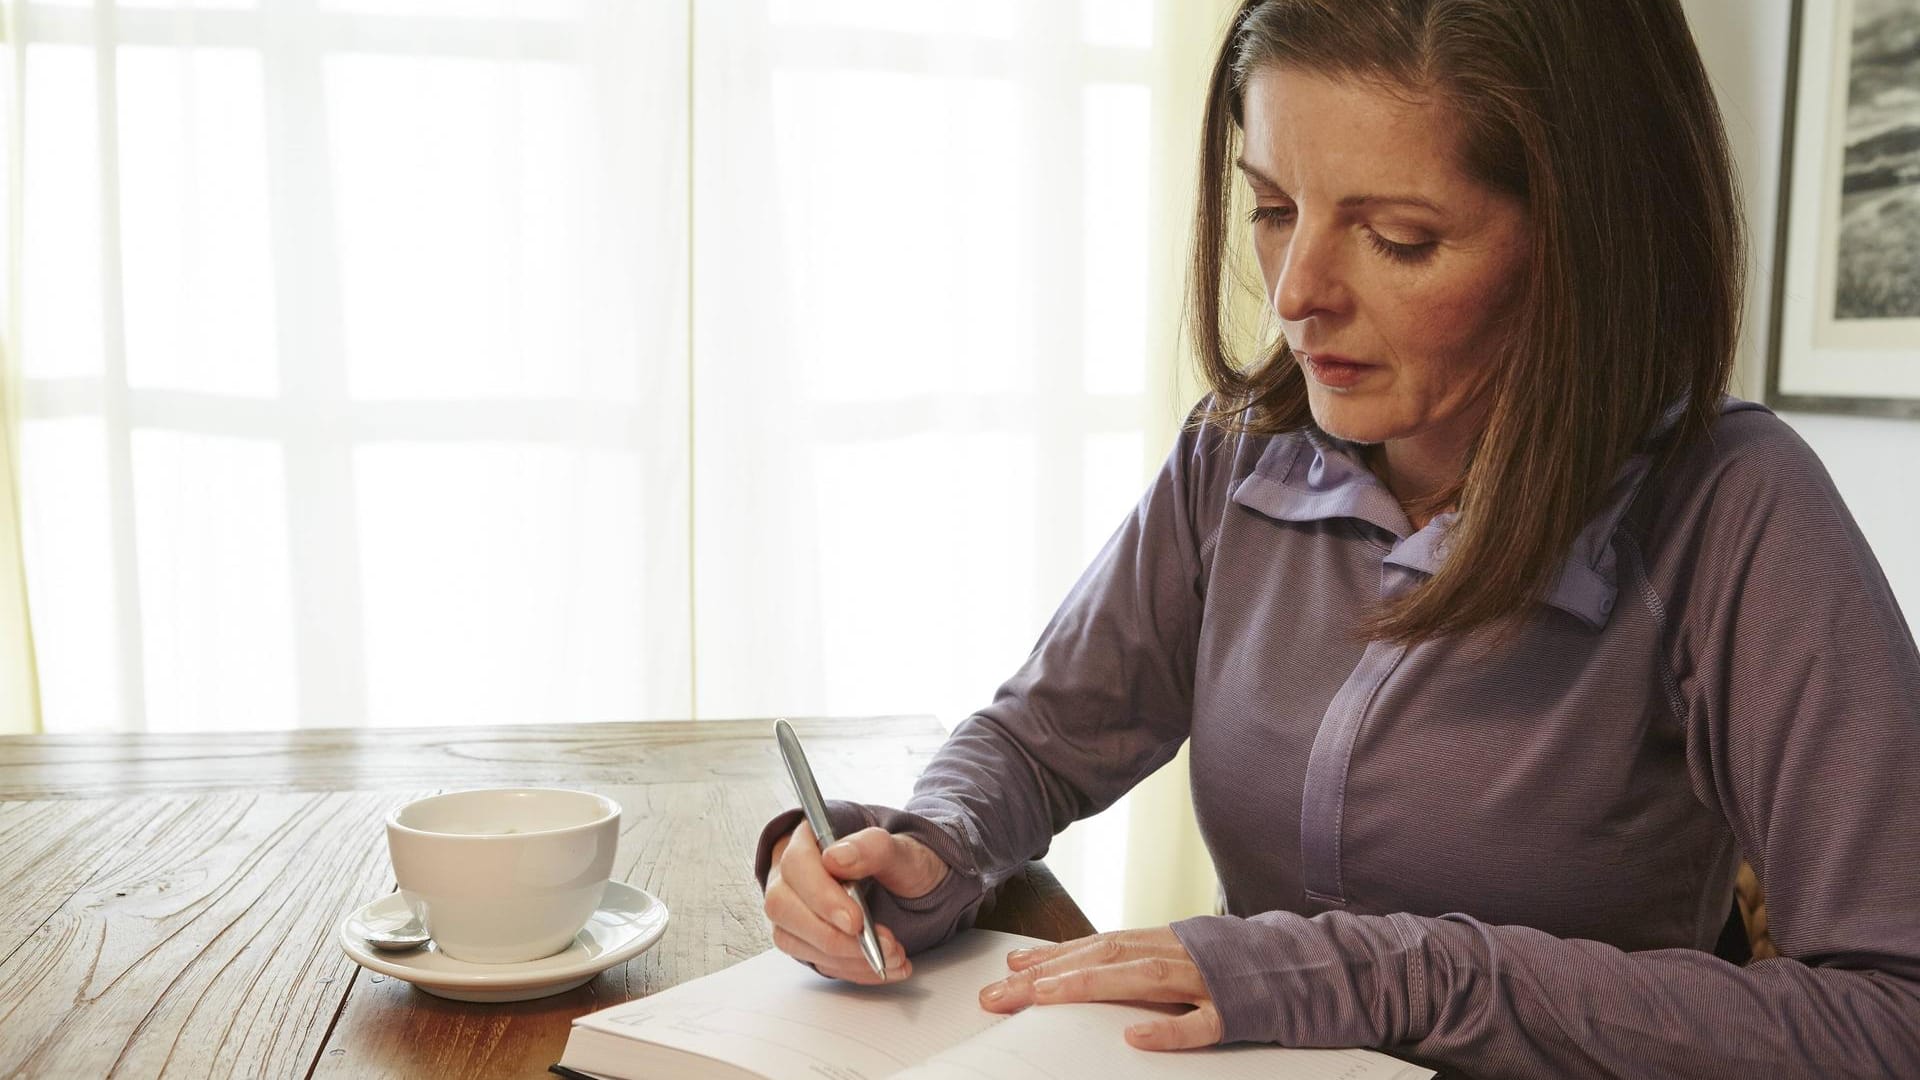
[0,0,42,735]
[1125,0,1254,927]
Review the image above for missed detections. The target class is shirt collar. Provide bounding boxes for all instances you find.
[1228,396,1768,631]
[1228,429,1413,538]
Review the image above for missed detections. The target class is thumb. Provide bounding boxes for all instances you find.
[822,827,949,899]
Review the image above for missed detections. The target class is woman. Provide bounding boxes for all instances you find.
[757,2,1920,1076]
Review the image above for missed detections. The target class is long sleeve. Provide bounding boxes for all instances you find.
[756,412,1228,954]
[1173,418,1920,1079]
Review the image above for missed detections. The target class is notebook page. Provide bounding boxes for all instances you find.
[574,930,1049,1080]
[894,1000,1436,1080]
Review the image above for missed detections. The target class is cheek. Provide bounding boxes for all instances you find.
[1411,293,1490,352]
[1385,276,1516,373]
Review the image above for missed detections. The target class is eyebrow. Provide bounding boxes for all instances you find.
[1234,157,1447,216]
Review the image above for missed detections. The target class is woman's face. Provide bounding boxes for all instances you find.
[1239,67,1529,466]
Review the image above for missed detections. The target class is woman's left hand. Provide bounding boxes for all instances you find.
[976,928,1223,1051]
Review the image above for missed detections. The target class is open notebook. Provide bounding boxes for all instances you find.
[553,929,1435,1080]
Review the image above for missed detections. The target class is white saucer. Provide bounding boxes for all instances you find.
[337,880,670,1002]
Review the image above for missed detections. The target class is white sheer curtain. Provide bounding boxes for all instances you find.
[13,0,691,732]
[7,0,1230,927]
[693,0,1181,725]
[13,0,1209,728]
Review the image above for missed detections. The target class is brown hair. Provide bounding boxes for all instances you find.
[1189,0,1744,643]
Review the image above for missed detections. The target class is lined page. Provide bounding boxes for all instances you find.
[896,1001,1435,1080]
[575,930,1047,1080]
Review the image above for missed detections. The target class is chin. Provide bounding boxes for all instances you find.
[1306,394,1394,445]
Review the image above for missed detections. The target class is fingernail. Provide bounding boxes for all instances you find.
[834,910,857,934]
[1128,1022,1155,1039]
[1007,948,1036,964]
[825,844,854,868]
[982,983,1005,1003]
[1033,976,1060,996]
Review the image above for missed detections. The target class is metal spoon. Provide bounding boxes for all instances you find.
[361,914,432,952]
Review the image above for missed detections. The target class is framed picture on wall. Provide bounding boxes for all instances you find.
[1767,0,1920,418]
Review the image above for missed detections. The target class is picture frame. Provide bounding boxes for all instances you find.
[1765,0,1920,419]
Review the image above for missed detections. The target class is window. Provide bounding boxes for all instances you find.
[11,0,1182,738]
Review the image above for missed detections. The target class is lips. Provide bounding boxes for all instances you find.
[1298,352,1374,389]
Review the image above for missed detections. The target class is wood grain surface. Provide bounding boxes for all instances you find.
[0,716,940,801]
[0,718,1096,1079]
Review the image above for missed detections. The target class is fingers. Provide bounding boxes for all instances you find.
[981,930,1206,1014]
[820,827,949,900]
[1032,956,1208,1004]
[1005,930,1187,973]
[1003,940,1070,972]
[982,956,1208,1012]
[765,824,913,984]
[769,823,868,940]
[978,928,1222,1051]
[1126,1005,1225,1051]
[772,924,912,985]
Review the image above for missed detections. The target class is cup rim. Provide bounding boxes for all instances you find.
[386,787,620,840]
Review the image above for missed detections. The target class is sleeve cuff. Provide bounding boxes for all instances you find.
[1171,910,1428,1049]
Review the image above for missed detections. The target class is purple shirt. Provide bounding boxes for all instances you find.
[756,397,1920,1079]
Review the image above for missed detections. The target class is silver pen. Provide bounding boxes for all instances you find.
[774,718,888,978]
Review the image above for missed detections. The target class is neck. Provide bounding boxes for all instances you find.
[1366,436,1469,532]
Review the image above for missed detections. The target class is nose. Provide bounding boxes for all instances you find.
[1270,218,1347,324]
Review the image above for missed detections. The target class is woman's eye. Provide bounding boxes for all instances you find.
[1364,229,1438,264]
[1247,205,1293,227]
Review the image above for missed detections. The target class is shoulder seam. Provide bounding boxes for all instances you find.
[1195,428,1250,570]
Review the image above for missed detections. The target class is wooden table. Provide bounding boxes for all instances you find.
[0,717,1094,1077]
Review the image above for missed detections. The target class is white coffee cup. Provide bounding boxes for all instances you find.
[385,787,621,964]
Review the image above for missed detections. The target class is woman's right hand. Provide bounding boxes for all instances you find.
[764,821,952,984]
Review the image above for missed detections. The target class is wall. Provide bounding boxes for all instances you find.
[1684,0,1920,618]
